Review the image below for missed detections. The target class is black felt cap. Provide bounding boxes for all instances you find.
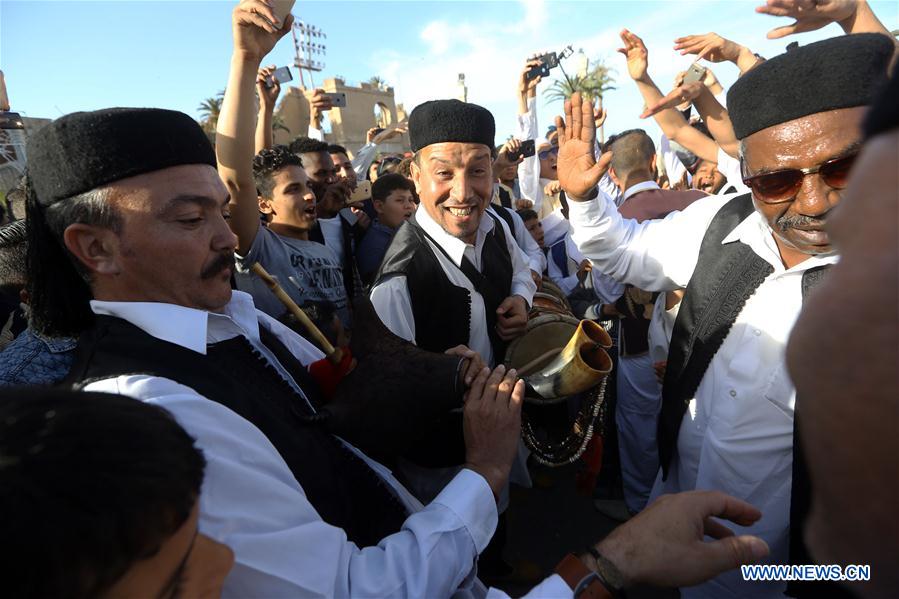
[26,107,216,207]
[727,33,894,140]
[408,99,495,152]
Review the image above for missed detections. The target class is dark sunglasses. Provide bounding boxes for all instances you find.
[741,153,858,204]
[538,147,559,160]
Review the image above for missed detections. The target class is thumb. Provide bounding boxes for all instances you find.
[496,297,513,315]
[766,24,797,40]
[700,535,770,576]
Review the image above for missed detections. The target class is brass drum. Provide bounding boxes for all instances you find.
[505,312,614,466]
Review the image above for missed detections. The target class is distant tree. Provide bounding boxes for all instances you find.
[367,76,388,89]
[198,91,224,141]
[544,57,615,143]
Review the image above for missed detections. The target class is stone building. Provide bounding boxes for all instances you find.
[273,78,410,157]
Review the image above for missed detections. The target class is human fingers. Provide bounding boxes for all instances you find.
[466,367,491,405]
[480,365,507,404]
[555,114,567,145]
[704,517,736,540]
[570,93,583,142]
[495,368,518,407]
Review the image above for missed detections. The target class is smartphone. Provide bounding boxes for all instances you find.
[266,66,293,89]
[683,63,707,85]
[269,0,295,29]
[518,139,536,159]
[347,180,372,204]
[525,59,552,82]
[324,92,347,108]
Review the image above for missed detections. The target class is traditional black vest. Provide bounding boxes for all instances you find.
[65,315,408,548]
[657,193,835,594]
[375,211,513,360]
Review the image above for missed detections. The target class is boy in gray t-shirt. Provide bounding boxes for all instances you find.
[236,226,349,327]
[225,145,351,330]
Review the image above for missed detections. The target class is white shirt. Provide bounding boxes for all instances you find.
[83,291,498,599]
[370,206,537,366]
[516,97,546,214]
[489,197,547,276]
[541,210,586,296]
[317,213,346,264]
[568,193,837,598]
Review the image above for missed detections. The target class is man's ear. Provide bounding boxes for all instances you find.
[608,166,621,190]
[62,223,121,277]
[372,199,385,216]
[650,153,658,176]
[258,195,274,215]
[410,159,422,195]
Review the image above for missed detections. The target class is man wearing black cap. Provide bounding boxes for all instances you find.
[555,31,894,598]
[370,99,536,373]
[23,2,528,596]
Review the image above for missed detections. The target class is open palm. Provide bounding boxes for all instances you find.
[618,29,649,81]
[756,0,857,39]
[555,93,604,200]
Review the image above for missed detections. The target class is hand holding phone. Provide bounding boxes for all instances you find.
[266,66,293,89]
[324,92,347,108]
[347,180,372,204]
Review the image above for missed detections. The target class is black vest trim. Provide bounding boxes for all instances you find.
[65,315,408,547]
[659,194,774,476]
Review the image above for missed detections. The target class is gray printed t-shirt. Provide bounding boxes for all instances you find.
[235,225,350,327]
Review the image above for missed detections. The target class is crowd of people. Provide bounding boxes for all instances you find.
[1,0,897,597]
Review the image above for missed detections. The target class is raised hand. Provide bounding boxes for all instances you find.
[372,123,408,145]
[594,490,770,588]
[494,138,525,173]
[674,32,744,63]
[463,365,525,498]
[306,88,333,127]
[555,92,604,201]
[641,81,703,119]
[232,0,293,61]
[617,29,649,82]
[518,59,543,96]
[756,0,858,39]
[256,65,282,109]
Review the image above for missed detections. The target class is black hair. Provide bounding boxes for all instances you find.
[0,219,27,296]
[517,208,538,222]
[327,144,348,156]
[253,145,303,199]
[372,173,415,203]
[609,129,655,179]
[288,136,329,155]
[0,388,206,599]
[377,155,403,177]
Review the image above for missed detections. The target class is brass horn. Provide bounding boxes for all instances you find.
[519,320,613,402]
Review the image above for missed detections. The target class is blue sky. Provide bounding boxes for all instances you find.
[3,0,897,147]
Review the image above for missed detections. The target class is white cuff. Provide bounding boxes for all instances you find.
[431,468,498,553]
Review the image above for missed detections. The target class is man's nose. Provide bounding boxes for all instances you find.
[794,173,839,217]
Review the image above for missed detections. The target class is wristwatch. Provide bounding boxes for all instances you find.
[554,553,613,599]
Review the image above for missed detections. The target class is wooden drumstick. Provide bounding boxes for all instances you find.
[250,262,343,364]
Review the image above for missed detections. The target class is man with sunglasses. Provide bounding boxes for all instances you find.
[555,33,893,598]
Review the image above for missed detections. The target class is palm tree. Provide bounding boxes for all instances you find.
[367,76,387,90]
[197,91,224,139]
[544,57,615,143]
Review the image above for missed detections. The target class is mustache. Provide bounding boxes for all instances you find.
[201,252,236,279]
[776,213,828,232]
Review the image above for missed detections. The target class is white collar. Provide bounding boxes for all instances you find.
[90,290,261,356]
[721,208,839,274]
[622,180,660,201]
[415,203,494,267]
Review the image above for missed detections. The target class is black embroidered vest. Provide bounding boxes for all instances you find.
[657,193,835,594]
[65,315,408,547]
[659,194,774,475]
[375,212,513,360]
